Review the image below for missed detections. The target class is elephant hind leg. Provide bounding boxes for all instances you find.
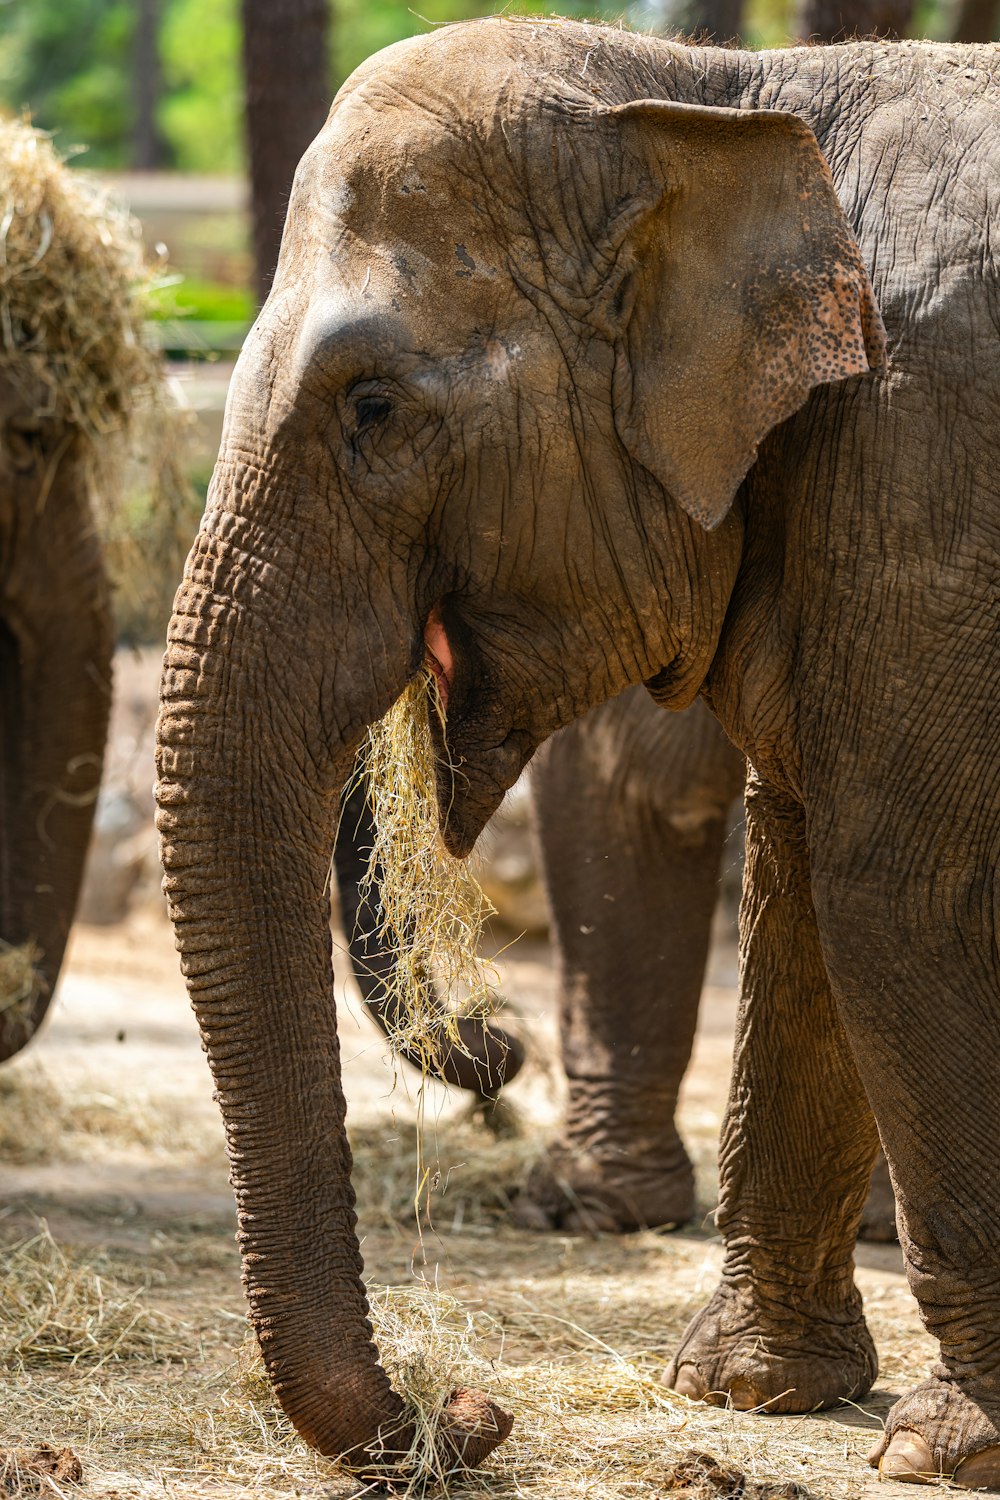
[514,691,743,1235]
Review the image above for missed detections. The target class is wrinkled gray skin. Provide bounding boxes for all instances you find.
[156,21,1000,1487]
[516,685,898,1241]
[1,377,113,1061]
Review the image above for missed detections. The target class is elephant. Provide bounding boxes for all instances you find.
[0,372,113,1063]
[523,690,900,1239]
[156,19,1000,1488]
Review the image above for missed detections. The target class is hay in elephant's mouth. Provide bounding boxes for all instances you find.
[358,670,503,1075]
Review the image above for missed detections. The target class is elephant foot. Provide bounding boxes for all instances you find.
[510,1135,695,1233]
[665,1279,877,1414]
[870,1376,1000,1488]
[858,1151,898,1243]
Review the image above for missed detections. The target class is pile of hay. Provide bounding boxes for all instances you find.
[0,1223,187,1368]
[0,117,196,624]
[0,943,42,1047]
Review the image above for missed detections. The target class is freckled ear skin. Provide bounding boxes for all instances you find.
[600,100,888,530]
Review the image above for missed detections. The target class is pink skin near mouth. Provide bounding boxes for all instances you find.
[423,606,453,711]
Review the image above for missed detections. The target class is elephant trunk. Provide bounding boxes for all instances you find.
[155,518,511,1471]
[0,478,113,1061]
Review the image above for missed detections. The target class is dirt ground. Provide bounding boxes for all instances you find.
[0,875,946,1500]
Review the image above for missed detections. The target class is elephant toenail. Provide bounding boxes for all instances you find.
[953,1445,1000,1490]
[670,1365,708,1401]
[727,1377,766,1411]
[876,1431,939,1483]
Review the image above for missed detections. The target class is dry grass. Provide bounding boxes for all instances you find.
[0,1209,915,1500]
[0,943,42,1050]
[351,1115,540,1233]
[0,1223,188,1369]
[0,117,197,630]
[359,672,501,1063]
[0,1062,224,1167]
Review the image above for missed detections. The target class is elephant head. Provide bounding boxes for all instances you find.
[1,374,113,1061]
[156,19,884,1474]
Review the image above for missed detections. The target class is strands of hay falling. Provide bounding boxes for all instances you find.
[358,671,502,1066]
[0,117,197,622]
[0,1224,188,1368]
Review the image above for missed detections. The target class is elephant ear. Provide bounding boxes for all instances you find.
[597,100,888,530]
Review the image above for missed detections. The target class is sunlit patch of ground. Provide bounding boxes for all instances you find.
[0,912,935,1498]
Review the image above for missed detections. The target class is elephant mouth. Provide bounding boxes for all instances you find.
[423,603,453,711]
[421,600,533,858]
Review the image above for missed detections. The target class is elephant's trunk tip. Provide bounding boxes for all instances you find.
[351,1387,513,1482]
[438,1386,514,1468]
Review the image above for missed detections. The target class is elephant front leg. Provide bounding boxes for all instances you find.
[513,695,742,1234]
[666,776,879,1411]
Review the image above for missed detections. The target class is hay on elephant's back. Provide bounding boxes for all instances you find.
[359,671,503,1067]
[0,117,195,606]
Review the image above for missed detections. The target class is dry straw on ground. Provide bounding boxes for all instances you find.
[0,1223,187,1368]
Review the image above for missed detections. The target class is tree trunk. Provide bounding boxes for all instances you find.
[132,0,168,170]
[683,0,745,42]
[952,0,998,41]
[795,0,913,38]
[240,0,332,305]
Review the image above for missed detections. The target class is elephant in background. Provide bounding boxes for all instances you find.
[0,116,180,1064]
[0,375,113,1063]
[157,20,1000,1487]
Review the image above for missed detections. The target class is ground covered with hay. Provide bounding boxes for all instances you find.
[0,841,938,1499]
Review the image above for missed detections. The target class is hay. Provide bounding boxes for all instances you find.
[0,1223,188,1368]
[351,1115,539,1233]
[0,117,197,628]
[0,117,156,446]
[0,1061,225,1167]
[359,672,501,1063]
[0,944,42,1045]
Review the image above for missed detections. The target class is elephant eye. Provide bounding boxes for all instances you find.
[340,377,439,477]
[354,394,392,434]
